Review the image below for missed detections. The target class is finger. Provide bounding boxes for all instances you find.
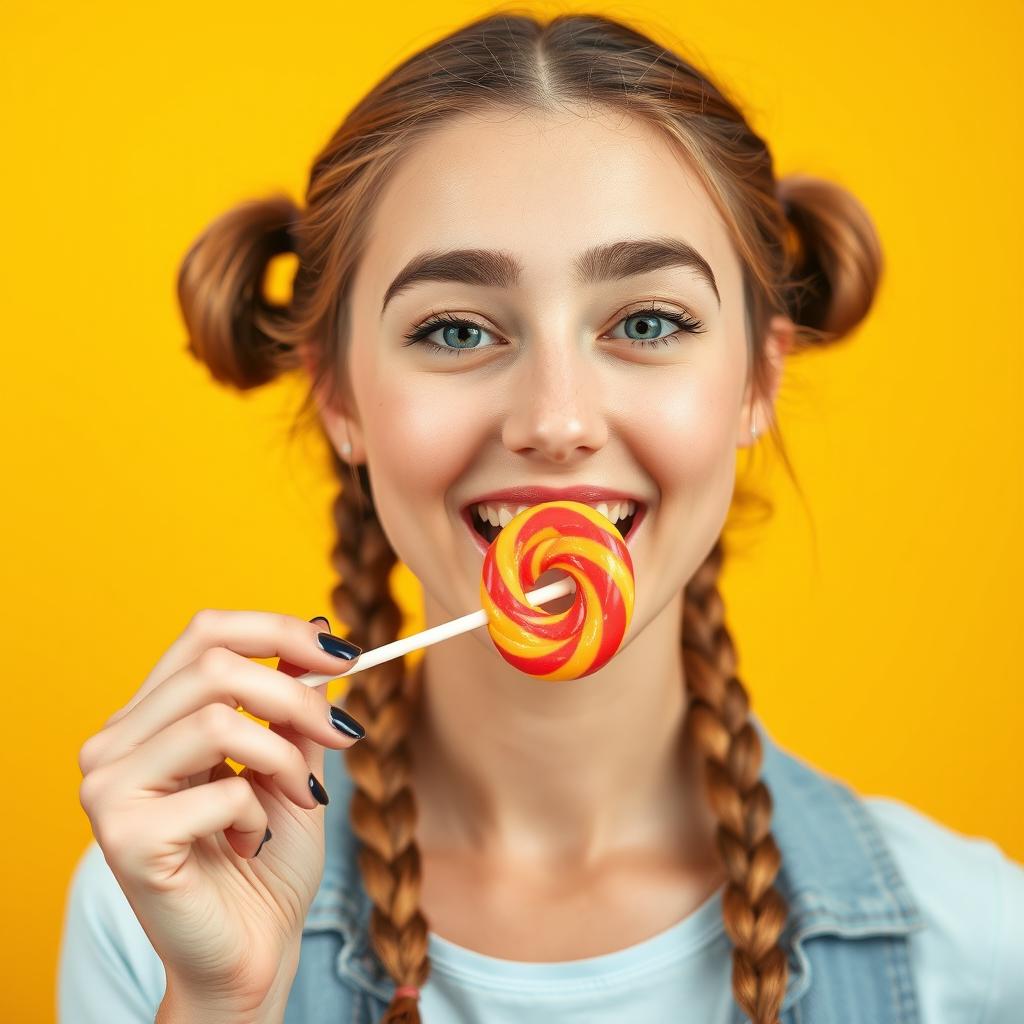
[82,646,364,775]
[277,615,333,678]
[260,718,334,806]
[109,610,362,724]
[275,615,342,707]
[111,774,272,875]
[100,702,328,812]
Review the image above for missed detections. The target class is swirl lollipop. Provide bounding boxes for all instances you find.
[297,500,635,687]
[479,500,635,680]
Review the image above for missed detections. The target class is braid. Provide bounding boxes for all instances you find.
[329,454,430,1023]
[682,537,790,1024]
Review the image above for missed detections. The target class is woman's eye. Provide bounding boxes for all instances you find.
[606,307,706,347]
[402,314,498,356]
[402,305,705,356]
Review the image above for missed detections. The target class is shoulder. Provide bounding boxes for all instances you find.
[861,795,1024,1023]
[58,840,167,1020]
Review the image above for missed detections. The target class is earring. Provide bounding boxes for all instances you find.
[751,411,759,442]
[341,441,352,457]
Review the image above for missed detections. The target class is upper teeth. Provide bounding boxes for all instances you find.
[472,499,637,528]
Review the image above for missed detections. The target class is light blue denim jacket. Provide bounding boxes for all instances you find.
[286,713,983,1024]
[60,713,1023,1023]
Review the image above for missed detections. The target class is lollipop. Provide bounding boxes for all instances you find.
[297,499,635,686]
[479,500,635,680]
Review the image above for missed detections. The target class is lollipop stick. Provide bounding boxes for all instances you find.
[295,574,577,687]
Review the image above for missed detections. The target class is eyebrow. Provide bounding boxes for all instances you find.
[379,236,721,317]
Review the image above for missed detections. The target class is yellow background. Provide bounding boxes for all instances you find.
[3,0,1021,1018]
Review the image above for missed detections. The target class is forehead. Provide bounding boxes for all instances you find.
[355,104,741,304]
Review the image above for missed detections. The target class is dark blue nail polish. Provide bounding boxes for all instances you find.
[309,615,332,629]
[308,772,330,805]
[329,704,366,740]
[317,632,361,660]
[254,827,272,857]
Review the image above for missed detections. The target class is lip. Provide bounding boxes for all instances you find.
[459,486,648,556]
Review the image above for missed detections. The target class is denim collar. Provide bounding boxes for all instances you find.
[306,709,926,1013]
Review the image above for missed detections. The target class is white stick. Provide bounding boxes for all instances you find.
[296,574,577,687]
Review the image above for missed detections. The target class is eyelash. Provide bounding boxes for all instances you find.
[401,304,707,357]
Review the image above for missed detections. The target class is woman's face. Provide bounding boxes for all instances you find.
[318,103,786,645]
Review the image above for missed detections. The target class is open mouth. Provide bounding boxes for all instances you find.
[461,500,645,552]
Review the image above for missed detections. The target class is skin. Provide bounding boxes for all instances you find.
[310,103,793,951]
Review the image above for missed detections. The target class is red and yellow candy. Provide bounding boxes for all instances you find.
[479,500,635,680]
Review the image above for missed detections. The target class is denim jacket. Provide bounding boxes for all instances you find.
[289,714,928,1024]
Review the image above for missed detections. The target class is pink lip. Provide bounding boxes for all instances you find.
[459,493,647,556]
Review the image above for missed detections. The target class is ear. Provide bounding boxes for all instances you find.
[738,314,794,448]
[300,342,366,465]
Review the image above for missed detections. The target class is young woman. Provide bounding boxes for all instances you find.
[60,11,1023,1024]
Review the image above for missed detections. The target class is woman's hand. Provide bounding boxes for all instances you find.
[77,609,365,1015]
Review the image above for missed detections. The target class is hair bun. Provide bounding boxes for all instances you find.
[777,174,883,343]
[177,193,301,388]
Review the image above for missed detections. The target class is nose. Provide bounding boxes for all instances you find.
[501,339,609,464]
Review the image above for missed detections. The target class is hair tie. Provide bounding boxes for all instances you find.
[394,985,420,1000]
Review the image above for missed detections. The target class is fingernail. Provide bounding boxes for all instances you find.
[254,827,272,857]
[309,615,332,629]
[329,704,366,740]
[308,772,330,806]
[317,632,361,660]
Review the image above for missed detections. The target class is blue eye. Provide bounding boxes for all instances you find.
[402,305,706,356]
[402,312,498,355]
[607,308,705,346]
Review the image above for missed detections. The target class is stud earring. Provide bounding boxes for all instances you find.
[341,441,352,457]
[751,411,760,442]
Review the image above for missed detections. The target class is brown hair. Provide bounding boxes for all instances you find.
[177,10,882,1023]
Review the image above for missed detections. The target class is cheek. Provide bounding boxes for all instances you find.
[359,371,488,555]
[621,354,743,593]
[623,357,742,493]
[368,373,490,489]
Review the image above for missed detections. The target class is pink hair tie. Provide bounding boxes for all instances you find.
[395,985,420,1000]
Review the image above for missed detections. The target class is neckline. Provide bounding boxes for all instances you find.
[424,880,727,989]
